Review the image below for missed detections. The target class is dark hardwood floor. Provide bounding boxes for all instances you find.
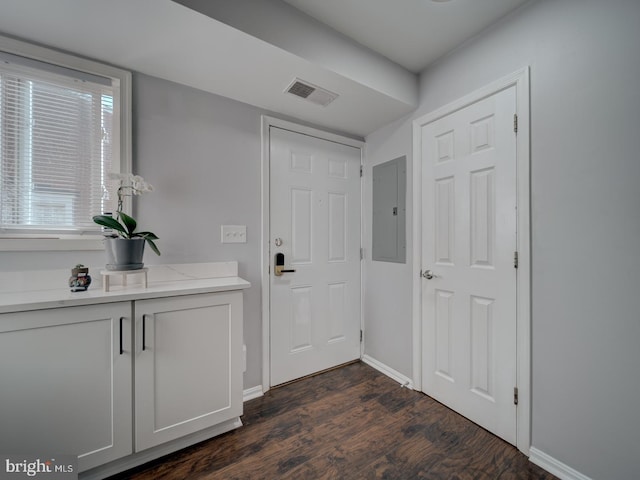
[109,362,556,480]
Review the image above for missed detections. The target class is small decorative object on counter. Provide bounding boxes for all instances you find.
[69,264,92,292]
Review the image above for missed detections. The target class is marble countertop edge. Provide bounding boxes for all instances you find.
[0,262,251,314]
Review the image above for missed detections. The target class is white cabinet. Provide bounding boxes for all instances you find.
[0,290,244,475]
[134,292,243,451]
[0,302,132,472]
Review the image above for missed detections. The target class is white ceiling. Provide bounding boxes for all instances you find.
[282,0,530,72]
[0,0,531,137]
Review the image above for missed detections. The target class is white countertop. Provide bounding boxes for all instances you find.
[0,262,250,314]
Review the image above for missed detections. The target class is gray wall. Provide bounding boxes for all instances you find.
[363,115,414,375]
[363,0,640,478]
[133,74,264,389]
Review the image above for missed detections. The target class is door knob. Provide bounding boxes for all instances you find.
[421,269,436,280]
[274,252,296,276]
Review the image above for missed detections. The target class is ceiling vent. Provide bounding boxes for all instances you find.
[285,78,338,107]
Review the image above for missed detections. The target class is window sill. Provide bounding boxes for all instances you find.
[0,236,105,252]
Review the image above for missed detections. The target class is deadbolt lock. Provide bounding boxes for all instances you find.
[274,252,296,276]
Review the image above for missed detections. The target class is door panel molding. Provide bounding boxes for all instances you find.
[412,67,530,454]
[261,116,364,391]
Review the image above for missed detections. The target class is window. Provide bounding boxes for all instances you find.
[0,36,131,248]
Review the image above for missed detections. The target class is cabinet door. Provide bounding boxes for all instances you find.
[135,292,243,451]
[0,302,132,472]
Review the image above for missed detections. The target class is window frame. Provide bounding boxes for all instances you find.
[0,34,132,251]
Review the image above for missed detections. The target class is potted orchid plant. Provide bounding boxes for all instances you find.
[93,173,160,270]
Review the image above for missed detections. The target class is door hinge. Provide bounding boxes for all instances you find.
[360,330,363,342]
[360,165,363,177]
[514,387,519,405]
[513,113,518,134]
[514,251,519,269]
[360,247,364,260]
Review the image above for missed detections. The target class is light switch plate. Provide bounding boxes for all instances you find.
[221,225,247,243]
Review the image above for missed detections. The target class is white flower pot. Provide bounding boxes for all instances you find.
[104,237,146,271]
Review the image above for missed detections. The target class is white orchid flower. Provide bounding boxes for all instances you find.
[108,172,155,210]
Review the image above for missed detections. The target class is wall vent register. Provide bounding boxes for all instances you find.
[285,78,338,107]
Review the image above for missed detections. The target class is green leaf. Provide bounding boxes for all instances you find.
[136,231,159,240]
[145,237,161,256]
[118,211,137,235]
[92,215,127,234]
[137,232,161,255]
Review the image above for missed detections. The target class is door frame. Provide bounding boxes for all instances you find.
[411,67,531,454]
[261,115,365,392]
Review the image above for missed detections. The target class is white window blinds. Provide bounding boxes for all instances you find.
[0,53,119,233]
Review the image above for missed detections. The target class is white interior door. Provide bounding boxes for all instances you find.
[420,86,518,444]
[270,127,361,387]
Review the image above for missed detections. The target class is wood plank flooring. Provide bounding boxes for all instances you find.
[109,362,556,480]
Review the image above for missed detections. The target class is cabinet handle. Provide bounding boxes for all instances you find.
[142,314,147,351]
[119,317,124,355]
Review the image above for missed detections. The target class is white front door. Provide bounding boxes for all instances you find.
[420,86,518,444]
[269,127,362,386]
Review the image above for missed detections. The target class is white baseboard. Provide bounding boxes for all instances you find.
[243,385,264,402]
[362,354,413,389]
[529,447,592,480]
